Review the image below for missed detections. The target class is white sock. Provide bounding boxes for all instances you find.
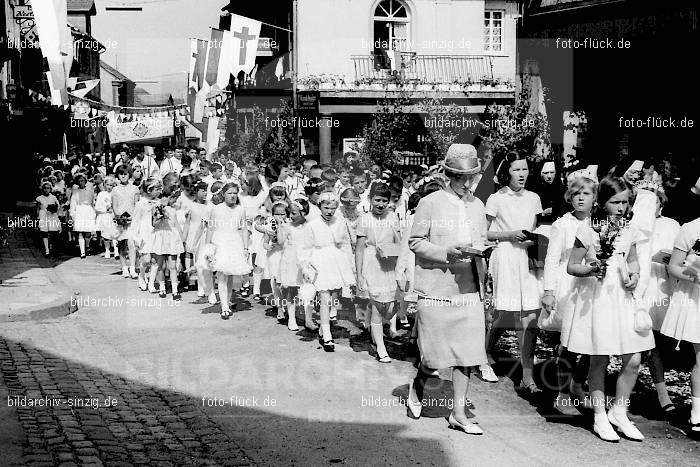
[610,400,630,421]
[321,323,332,341]
[112,240,119,254]
[691,397,700,423]
[78,236,86,255]
[252,271,262,295]
[42,237,50,254]
[371,322,388,357]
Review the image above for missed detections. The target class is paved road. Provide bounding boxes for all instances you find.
[1,254,699,466]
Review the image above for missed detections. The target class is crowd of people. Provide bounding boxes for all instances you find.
[31,142,700,442]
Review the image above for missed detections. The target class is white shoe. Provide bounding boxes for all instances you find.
[448,413,483,435]
[407,380,423,419]
[479,365,498,383]
[608,409,644,441]
[208,292,218,305]
[104,251,111,259]
[122,267,130,278]
[138,277,148,291]
[287,319,299,331]
[129,267,138,279]
[593,416,620,442]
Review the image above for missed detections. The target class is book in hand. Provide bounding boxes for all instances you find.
[457,243,497,258]
[376,243,401,258]
[651,249,673,265]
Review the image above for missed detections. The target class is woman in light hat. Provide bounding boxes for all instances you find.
[407,143,489,434]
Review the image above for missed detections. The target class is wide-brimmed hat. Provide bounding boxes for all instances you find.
[441,144,481,175]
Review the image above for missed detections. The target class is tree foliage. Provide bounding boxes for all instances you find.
[481,74,550,163]
[225,99,300,167]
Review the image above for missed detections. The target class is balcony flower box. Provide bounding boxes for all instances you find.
[386,83,397,91]
[319,82,333,90]
[416,84,432,91]
[370,83,383,91]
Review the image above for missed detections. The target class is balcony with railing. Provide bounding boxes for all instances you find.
[352,52,493,84]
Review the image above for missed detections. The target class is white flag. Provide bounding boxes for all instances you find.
[33,0,71,105]
[229,14,262,79]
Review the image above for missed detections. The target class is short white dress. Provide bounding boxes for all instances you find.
[661,218,700,344]
[264,231,283,281]
[184,202,210,254]
[209,203,252,276]
[356,211,401,303]
[302,216,356,291]
[36,194,61,233]
[131,198,158,253]
[636,216,680,330]
[111,183,139,241]
[70,187,96,233]
[278,222,307,287]
[94,191,118,240]
[150,206,184,256]
[485,187,543,311]
[539,212,587,331]
[561,222,655,355]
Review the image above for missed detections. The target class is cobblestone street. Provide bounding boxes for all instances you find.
[1,251,698,466]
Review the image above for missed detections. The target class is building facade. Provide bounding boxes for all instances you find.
[223,0,519,164]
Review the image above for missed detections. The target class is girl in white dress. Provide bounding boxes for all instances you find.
[566,176,653,442]
[112,165,140,278]
[252,183,288,301]
[69,173,96,259]
[300,192,355,351]
[264,201,289,326]
[131,178,163,292]
[541,172,596,415]
[150,186,185,300]
[183,181,213,300]
[356,182,401,363]
[278,199,316,331]
[338,188,364,326]
[661,216,700,435]
[206,182,252,319]
[36,181,61,256]
[484,152,543,393]
[239,172,269,298]
[177,174,198,289]
[634,190,680,417]
[95,176,119,259]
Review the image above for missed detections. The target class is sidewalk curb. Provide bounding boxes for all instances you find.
[0,231,78,323]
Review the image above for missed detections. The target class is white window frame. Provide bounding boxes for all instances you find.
[484,9,505,55]
[372,0,412,52]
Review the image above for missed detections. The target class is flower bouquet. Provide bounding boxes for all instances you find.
[46,203,59,214]
[592,217,625,281]
[151,204,167,227]
[115,212,131,228]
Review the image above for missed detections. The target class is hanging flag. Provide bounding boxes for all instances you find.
[46,72,64,107]
[189,38,209,91]
[205,28,224,88]
[205,116,221,155]
[71,79,100,98]
[275,56,285,81]
[229,14,262,79]
[189,37,210,124]
[33,0,71,105]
